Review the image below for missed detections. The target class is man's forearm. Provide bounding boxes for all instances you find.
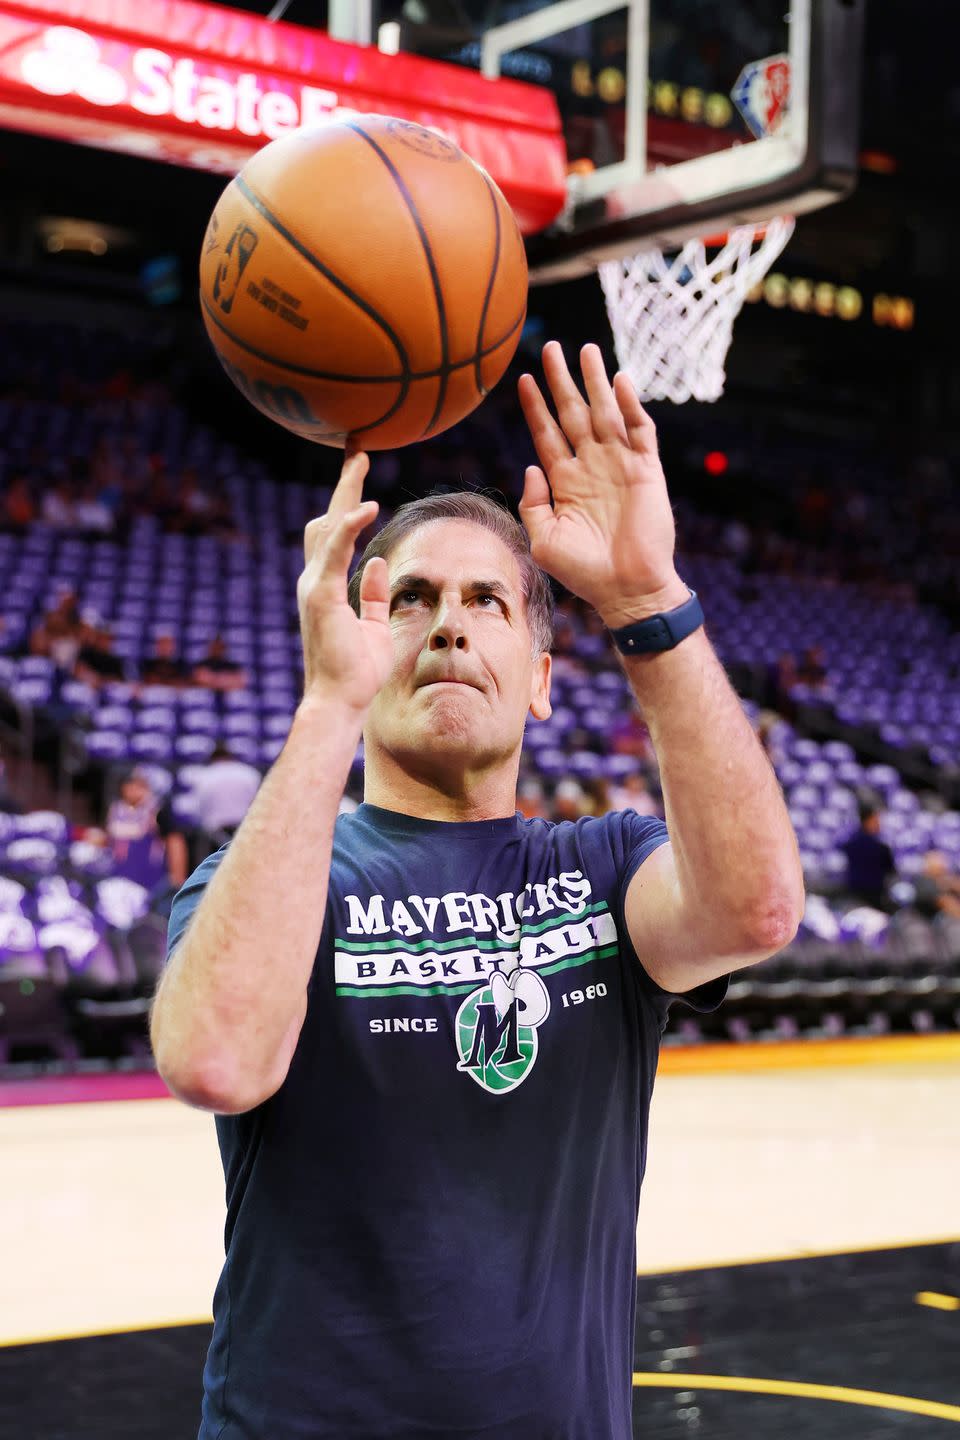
[150,694,363,1110]
[622,625,804,949]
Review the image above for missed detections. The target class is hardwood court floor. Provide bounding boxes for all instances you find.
[2,1035,959,1437]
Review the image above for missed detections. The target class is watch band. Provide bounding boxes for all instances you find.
[609,588,704,655]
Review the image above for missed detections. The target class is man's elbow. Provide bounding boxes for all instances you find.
[739,891,805,956]
[154,1048,268,1114]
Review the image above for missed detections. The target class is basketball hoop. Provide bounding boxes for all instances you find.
[598,216,795,404]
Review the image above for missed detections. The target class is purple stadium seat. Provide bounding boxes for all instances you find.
[86,732,130,763]
[130,733,176,763]
[16,812,69,845]
[175,735,216,762]
[4,837,61,878]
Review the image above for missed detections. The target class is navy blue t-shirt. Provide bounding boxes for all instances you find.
[165,804,727,1440]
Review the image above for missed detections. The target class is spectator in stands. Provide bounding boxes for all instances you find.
[912,850,960,921]
[141,632,192,689]
[609,769,661,817]
[192,635,248,692]
[174,467,210,531]
[583,775,614,817]
[30,590,83,671]
[797,644,828,690]
[0,473,36,533]
[104,767,187,896]
[74,478,115,535]
[517,777,547,819]
[73,623,127,689]
[190,742,262,852]
[41,474,78,529]
[551,778,588,822]
[773,651,799,715]
[840,802,897,911]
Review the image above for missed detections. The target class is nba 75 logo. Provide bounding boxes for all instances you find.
[455,966,550,1094]
[212,221,258,314]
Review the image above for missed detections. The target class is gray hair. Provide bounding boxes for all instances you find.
[347,492,554,654]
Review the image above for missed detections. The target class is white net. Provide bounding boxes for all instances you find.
[598,216,796,404]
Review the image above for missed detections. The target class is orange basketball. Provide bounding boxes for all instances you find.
[199,115,528,449]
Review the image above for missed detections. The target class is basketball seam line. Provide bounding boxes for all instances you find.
[475,174,502,399]
[344,122,451,438]
[229,173,412,436]
[199,292,525,385]
[234,172,413,382]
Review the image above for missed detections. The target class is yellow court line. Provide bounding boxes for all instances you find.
[917,1292,960,1312]
[633,1373,960,1423]
[637,1233,960,1277]
[0,1315,214,1349]
[659,1032,960,1075]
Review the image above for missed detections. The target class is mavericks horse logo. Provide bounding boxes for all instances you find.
[455,966,550,1094]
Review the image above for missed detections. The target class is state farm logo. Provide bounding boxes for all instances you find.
[17,24,342,140]
[21,26,126,106]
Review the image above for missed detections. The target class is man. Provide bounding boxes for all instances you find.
[150,344,803,1440]
[73,622,126,689]
[141,631,192,689]
[189,741,262,853]
[191,635,249,692]
[913,849,960,921]
[841,800,896,911]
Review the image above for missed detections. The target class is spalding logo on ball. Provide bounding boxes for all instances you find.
[199,115,529,449]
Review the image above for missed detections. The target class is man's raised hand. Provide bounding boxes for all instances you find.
[297,451,394,714]
[517,342,689,628]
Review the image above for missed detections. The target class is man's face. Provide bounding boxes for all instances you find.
[365,520,551,777]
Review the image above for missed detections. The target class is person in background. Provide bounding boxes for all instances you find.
[0,473,36,533]
[189,742,263,853]
[797,644,828,690]
[141,632,193,689]
[840,801,897,911]
[74,477,115,535]
[551,777,588,822]
[609,768,661,817]
[29,590,84,672]
[100,769,187,897]
[104,768,186,897]
[41,473,78,529]
[582,774,614,817]
[192,635,249,693]
[73,623,127,689]
[912,850,960,921]
[516,776,547,819]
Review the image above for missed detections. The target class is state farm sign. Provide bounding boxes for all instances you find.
[21,25,342,140]
[0,0,566,233]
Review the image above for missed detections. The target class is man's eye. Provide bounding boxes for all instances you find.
[474,593,504,611]
[396,591,422,606]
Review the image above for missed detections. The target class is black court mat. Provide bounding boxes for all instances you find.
[3,1242,958,1439]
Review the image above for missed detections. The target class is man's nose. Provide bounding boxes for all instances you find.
[429,599,468,651]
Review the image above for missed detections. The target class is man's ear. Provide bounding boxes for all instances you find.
[529,650,552,721]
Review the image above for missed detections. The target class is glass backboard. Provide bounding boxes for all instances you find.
[371,0,863,281]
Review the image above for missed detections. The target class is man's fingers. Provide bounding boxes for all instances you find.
[580,343,627,443]
[518,373,571,474]
[541,341,593,447]
[309,501,379,591]
[517,465,554,552]
[304,451,370,562]
[613,371,657,454]
[359,555,390,625]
